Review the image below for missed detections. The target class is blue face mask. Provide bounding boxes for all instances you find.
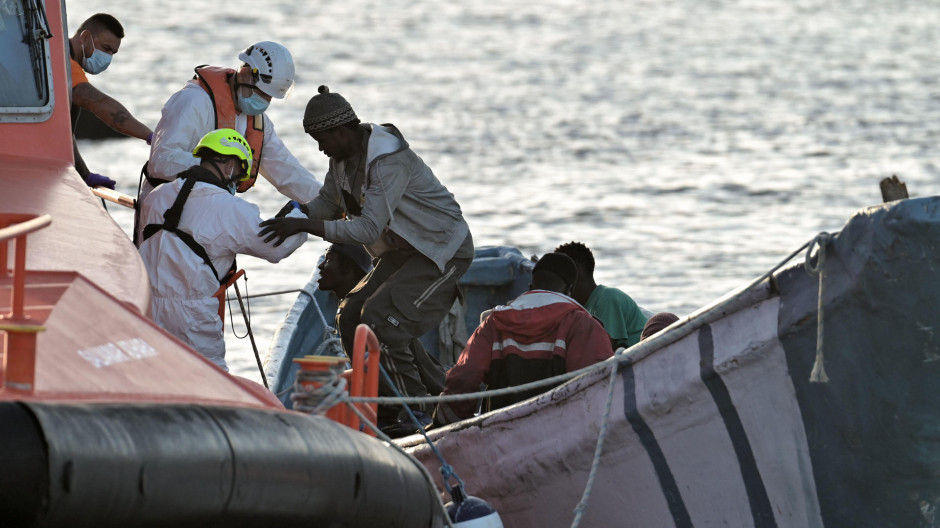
[81,35,112,74]
[227,181,238,195]
[238,92,270,116]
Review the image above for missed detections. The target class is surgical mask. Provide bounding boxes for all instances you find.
[237,91,270,116]
[81,34,112,74]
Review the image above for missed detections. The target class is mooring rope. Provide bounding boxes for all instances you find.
[570,348,625,527]
[230,287,302,301]
[308,286,346,357]
[291,365,348,414]
[805,232,831,383]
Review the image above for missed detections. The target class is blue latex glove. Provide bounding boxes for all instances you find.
[146,132,154,145]
[85,172,116,190]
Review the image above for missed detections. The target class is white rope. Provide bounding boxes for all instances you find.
[315,333,346,357]
[307,285,346,358]
[347,357,611,405]
[309,287,333,328]
[805,232,832,383]
[570,348,624,527]
[291,367,349,414]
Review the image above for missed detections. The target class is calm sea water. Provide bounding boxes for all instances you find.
[70,0,940,382]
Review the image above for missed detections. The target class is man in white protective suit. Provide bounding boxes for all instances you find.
[138,128,307,370]
[138,41,320,244]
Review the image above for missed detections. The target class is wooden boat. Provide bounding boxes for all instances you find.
[270,196,940,527]
[0,3,442,526]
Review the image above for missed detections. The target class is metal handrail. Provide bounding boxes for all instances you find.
[1,213,52,392]
[0,214,51,319]
[0,214,51,243]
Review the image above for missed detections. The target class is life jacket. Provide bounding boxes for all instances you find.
[193,65,264,193]
[142,166,236,286]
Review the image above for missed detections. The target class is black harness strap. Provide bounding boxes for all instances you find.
[142,169,236,285]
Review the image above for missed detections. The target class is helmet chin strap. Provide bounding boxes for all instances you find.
[208,159,237,187]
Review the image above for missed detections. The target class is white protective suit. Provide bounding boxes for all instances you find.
[140,79,321,240]
[138,173,308,370]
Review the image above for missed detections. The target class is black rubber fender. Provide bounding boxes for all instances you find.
[0,402,443,528]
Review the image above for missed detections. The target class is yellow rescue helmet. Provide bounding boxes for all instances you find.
[192,128,253,180]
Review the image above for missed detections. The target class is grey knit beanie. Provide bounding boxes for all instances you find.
[303,85,359,134]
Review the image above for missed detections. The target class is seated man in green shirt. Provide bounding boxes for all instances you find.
[555,241,648,349]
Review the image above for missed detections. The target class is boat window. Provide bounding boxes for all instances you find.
[0,0,55,122]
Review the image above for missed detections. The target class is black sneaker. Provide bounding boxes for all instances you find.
[379,410,432,439]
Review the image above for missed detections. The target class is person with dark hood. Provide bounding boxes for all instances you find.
[433,253,613,426]
[315,242,447,430]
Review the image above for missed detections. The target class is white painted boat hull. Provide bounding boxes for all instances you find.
[402,197,940,528]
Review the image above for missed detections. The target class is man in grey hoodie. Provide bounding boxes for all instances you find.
[259,86,472,430]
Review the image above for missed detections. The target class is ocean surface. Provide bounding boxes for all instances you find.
[70,0,940,382]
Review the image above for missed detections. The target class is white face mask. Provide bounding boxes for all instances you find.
[81,33,112,74]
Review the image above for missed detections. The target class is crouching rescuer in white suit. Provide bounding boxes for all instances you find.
[138,129,308,370]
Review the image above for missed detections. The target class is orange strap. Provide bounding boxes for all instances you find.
[212,268,245,326]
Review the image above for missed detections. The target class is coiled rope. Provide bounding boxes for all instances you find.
[291,363,348,414]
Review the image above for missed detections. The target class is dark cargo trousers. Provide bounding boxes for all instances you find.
[336,243,472,419]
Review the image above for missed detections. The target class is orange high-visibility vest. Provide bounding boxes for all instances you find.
[193,66,264,192]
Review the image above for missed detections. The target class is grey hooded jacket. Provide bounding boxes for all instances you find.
[307,123,470,272]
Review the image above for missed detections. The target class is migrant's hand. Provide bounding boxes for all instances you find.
[275,200,307,218]
[85,172,116,190]
[259,217,307,247]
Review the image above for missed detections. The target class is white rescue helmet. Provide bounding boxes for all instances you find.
[238,41,295,99]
